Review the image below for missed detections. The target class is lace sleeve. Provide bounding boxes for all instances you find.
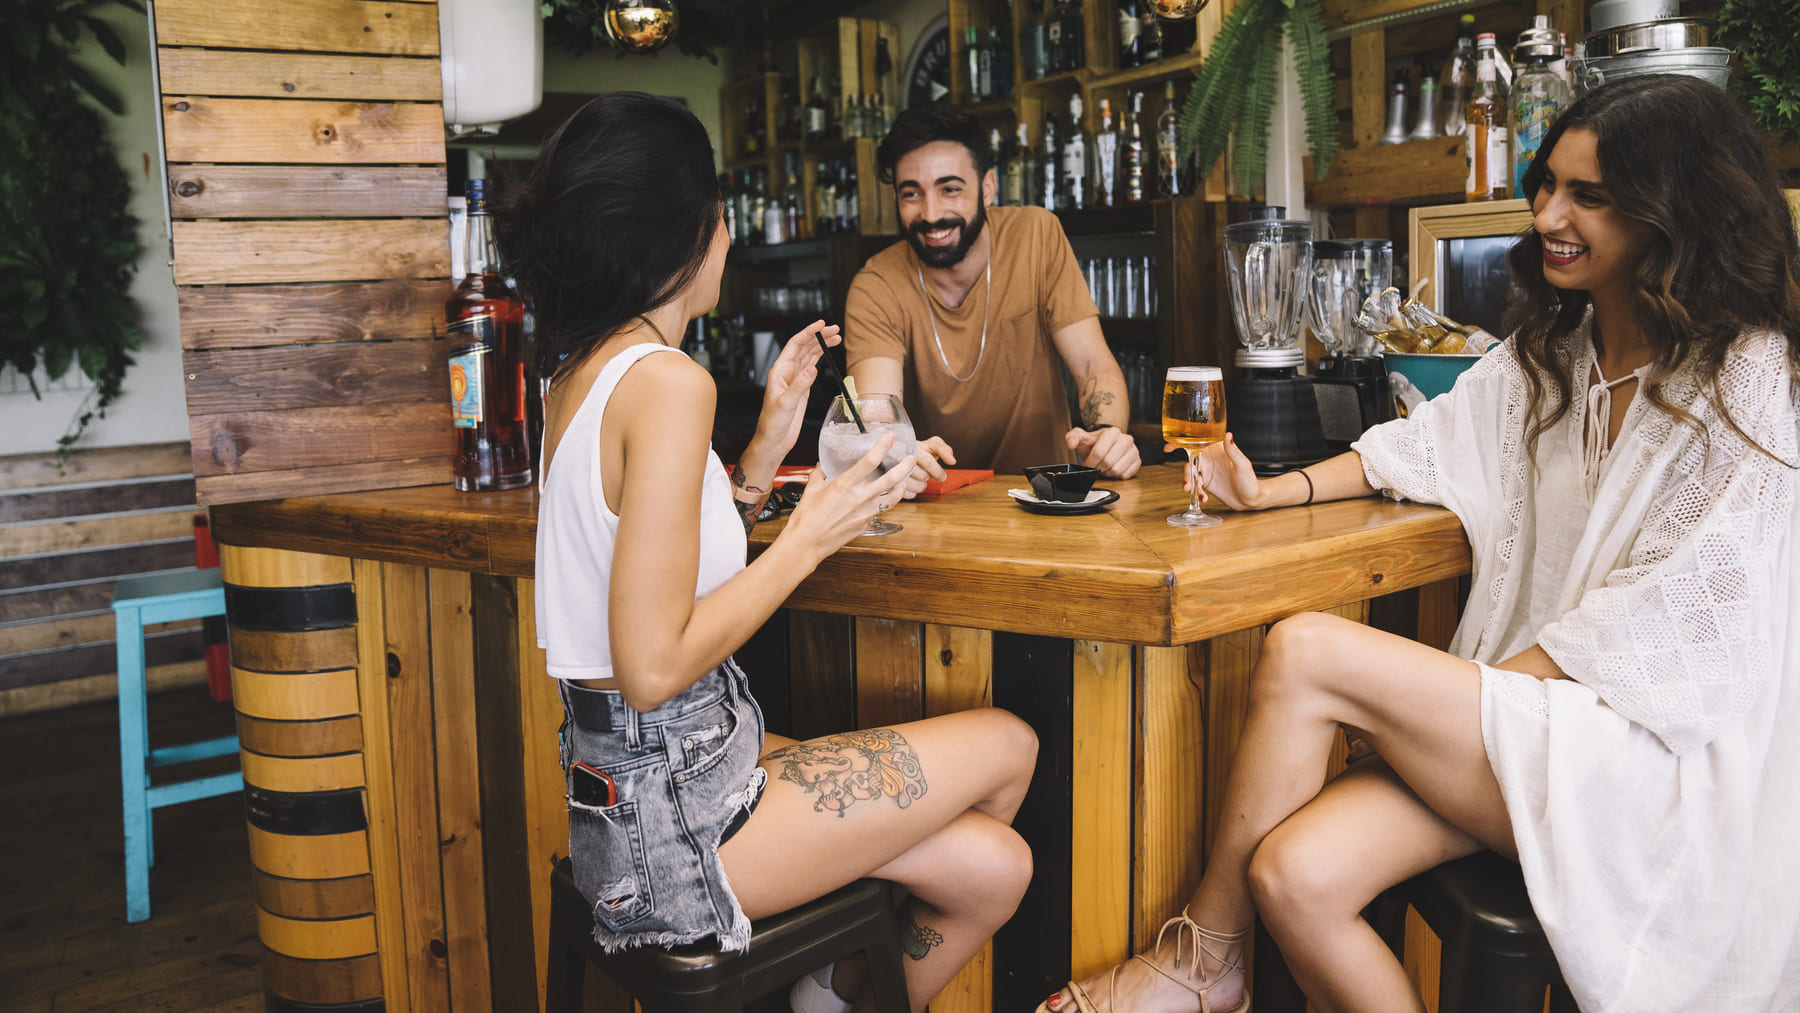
[1538,350,1798,755]
[1353,342,1520,506]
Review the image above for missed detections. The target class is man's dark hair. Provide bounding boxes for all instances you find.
[875,102,993,185]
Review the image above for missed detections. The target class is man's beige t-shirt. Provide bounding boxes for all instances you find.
[844,205,1099,475]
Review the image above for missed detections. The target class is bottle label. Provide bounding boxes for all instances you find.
[1118,9,1139,49]
[446,331,491,429]
[1063,142,1086,181]
[1486,124,1510,193]
[807,108,827,134]
[1095,134,1117,194]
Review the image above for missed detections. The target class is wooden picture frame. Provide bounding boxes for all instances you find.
[1408,198,1533,338]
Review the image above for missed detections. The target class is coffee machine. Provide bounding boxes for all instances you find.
[1223,208,1329,476]
[1309,239,1396,450]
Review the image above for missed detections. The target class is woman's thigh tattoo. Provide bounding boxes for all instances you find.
[762,728,928,817]
[901,913,944,960]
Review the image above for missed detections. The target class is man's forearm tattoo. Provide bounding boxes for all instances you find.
[761,728,928,817]
[901,914,944,960]
[1079,377,1117,428]
[725,464,770,534]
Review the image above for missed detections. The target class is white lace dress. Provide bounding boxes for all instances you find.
[1352,322,1800,1011]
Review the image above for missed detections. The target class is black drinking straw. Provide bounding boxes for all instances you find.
[812,331,866,433]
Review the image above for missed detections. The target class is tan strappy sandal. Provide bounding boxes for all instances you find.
[1034,912,1251,1013]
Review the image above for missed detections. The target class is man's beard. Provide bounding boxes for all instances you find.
[904,197,988,269]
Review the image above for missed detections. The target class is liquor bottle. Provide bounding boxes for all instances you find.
[1061,0,1085,70]
[1439,14,1477,138]
[1060,93,1092,210]
[844,160,860,231]
[805,75,830,142]
[1510,16,1569,197]
[1140,6,1165,63]
[989,25,1012,98]
[1094,99,1119,208]
[720,172,739,243]
[1044,0,1065,75]
[1020,0,1041,80]
[1122,90,1146,203]
[1409,71,1440,140]
[1007,122,1032,206]
[742,95,762,157]
[978,25,995,100]
[446,179,532,493]
[781,153,804,242]
[967,26,984,101]
[777,76,799,144]
[1040,113,1059,210]
[1156,81,1182,197]
[814,161,836,234]
[762,168,785,244]
[1118,0,1142,68]
[1465,33,1511,201]
[990,127,1007,201]
[1379,71,1409,145]
[874,93,892,137]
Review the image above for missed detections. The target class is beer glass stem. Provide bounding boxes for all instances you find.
[1188,450,1204,515]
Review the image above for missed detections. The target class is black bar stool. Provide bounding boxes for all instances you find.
[1254,850,1578,1013]
[545,857,911,1013]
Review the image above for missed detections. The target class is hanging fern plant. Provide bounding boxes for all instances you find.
[0,0,144,455]
[1177,0,1337,188]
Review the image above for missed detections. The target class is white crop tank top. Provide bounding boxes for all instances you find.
[535,343,747,681]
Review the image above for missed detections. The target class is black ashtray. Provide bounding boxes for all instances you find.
[1023,464,1101,503]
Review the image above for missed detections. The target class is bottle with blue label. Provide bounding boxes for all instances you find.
[445,178,533,492]
[1510,16,1570,199]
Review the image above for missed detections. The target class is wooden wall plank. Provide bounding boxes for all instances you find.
[189,402,450,478]
[854,617,924,728]
[2,508,198,559]
[1071,640,1132,982]
[0,614,198,656]
[0,443,190,490]
[0,539,195,591]
[170,166,448,220]
[0,478,196,524]
[158,49,441,102]
[164,97,444,165]
[173,219,449,286]
[0,659,205,718]
[353,559,410,1013]
[382,563,452,1011]
[0,628,205,692]
[179,281,447,351]
[197,458,453,509]
[183,344,446,414]
[922,624,993,1013]
[155,0,441,56]
[513,578,567,1012]
[1135,644,1207,951]
[1,581,117,624]
[426,569,493,1012]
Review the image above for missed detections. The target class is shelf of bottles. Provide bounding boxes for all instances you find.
[1306,0,1586,208]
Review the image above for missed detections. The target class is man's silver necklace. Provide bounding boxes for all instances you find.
[915,255,990,383]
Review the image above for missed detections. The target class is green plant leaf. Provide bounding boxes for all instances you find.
[1179,0,1285,180]
[81,15,128,66]
[64,61,125,114]
[1233,21,1282,189]
[1288,0,1338,177]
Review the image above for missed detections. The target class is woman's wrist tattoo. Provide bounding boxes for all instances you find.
[726,464,771,534]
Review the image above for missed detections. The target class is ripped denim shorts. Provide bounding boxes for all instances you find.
[559,658,767,953]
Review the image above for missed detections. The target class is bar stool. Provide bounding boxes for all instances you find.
[112,568,243,923]
[545,857,911,1013]
[1369,850,1579,1013]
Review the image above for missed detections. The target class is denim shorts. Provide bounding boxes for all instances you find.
[559,658,767,953]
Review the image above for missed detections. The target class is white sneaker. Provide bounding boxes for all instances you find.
[789,965,851,1013]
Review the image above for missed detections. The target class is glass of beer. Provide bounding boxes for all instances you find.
[1162,366,1227,527]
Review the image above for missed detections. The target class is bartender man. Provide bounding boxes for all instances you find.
[845,102,1141,493]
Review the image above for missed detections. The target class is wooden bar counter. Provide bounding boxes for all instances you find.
[208,462,1469,1013]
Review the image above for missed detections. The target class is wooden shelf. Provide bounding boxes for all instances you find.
[726,237,843,264]
[1019,67,1093,91]
[1306,136,1466,207]
[1086,49,1205,91]
[1056,201,1159,236]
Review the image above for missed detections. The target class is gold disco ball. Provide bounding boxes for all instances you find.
[1152,0,1210,19]
[605,0,680,54]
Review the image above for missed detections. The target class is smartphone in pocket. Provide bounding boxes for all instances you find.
[570,762,618,808]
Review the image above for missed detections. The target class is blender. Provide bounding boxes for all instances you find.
[1310,239,1396,450]
[1223,207,1329,475]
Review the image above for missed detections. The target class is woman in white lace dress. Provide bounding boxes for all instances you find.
[1039,76,1800,1013]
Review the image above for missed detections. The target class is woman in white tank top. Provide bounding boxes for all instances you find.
[500,93,1039,1011]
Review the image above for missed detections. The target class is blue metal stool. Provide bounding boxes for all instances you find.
[112,568,243,923]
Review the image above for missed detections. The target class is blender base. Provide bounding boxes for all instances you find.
[1227,367,1332,477]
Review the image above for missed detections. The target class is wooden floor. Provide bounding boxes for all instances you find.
[0,689,261,1012]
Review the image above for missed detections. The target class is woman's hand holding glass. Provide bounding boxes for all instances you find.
[748,321,838,458]
[1166,433,1271,512]
[781,432,917,563]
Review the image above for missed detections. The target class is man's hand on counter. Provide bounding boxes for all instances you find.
[900,436,956,499]
[1067,424,1142,479]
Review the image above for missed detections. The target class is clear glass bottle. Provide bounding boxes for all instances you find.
[1009,122,1033,206]
[1156,81,1181,197]
[1439,13,1476,138]
[1094,98,1119,208]
[1040,112,1059,210]
[1061,93,1092,210]
[1510,16,1570,197]
[446,179,532,492]
[1464,33,1511,202]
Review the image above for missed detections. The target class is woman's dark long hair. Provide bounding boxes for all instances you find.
[496,92,721,379]
[1505,74,1800,459]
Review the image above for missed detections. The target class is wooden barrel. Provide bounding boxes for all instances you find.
[221,544,384,1011]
